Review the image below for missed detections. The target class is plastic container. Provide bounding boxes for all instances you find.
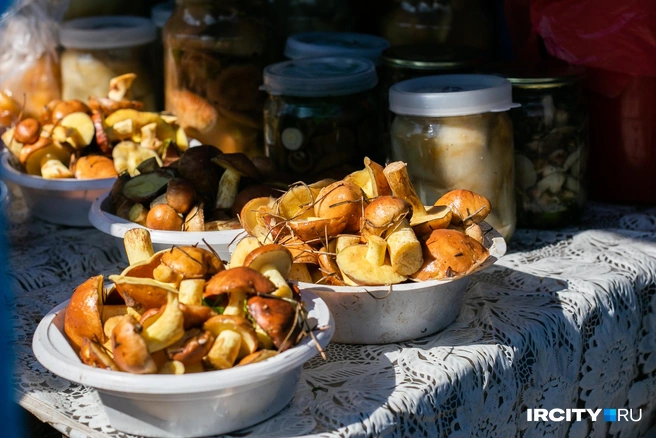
[504,64,589,228]
[32,290,334,437]
[151,2,174,110]
[60,16,157,110]
[284,32,390,65]
[389,75,518,240]
[304,222,506,344]
[163,0,271,156]
[262,57,379,181]
[88,192,243,262]
[0,152,115,227]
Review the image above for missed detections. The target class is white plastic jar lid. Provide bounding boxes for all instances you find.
[285,32,390,65]
[389,74,520,117]
[60,16,157,50]
[263,57,378,97]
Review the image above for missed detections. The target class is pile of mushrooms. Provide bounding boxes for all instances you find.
[1,73,189,179]
[237,158,493,286]
[108,145,281,231]
[63,228,318,375]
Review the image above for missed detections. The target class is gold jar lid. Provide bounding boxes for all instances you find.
[500,62,587,89]
[381,45,487,71]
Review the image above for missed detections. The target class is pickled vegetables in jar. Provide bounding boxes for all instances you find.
[389,75,519,240]
[163,0,272,156]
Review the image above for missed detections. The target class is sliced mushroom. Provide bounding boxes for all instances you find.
[74,155,118,179]
[203,315,258,369]
[166,329,215,366]
[141,291,185,353]
[243,244,294,299]
[108,73,137,102]
[212,153,260,210]
[336,244,407,286]
[64,275,105,352]
[111,314,158,374]
[79,337,119,370]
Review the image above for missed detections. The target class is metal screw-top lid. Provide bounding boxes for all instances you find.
[263,57,378,97]
[389,74,519,117]
[382,45,487,71]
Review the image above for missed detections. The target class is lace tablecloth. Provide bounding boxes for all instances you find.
[7,187,656,437]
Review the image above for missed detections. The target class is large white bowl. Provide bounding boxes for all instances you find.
[89,192,244,262]
[0,152,115,226]
[301,223,507,344]
[33,289,334,438]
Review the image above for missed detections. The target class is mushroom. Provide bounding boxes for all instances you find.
[141,291,185,353]
[168,89,218,133]
[212,153,260,210]
[313,180,365,234]
[79,337,119,370]
[411,229,489,281]
[14,118,40,144]
[435,189,492,245]
[41,159,74,179]
[141,122,163,150]
[108,73,137,102]
[112,140,162,176]
[243,244,294,299]
[59,112,96,149]
[123,228,155,265]
[146,203,183,230]
[344,157,391,199]
[166,178,196,215]
[383,161,453,238]
[336,244,407,286]
[183,203,205,232]
[178,279,205,306]
[166,329,215,366]
[73,155,118,179]
[51,99,91,123]
[159,246,224,282]
[203,315,259,369]
[238,349,278,366]
[361,196,423,276]
[178,303,217,330]
[228,236,262,268]
[247,295,302,352]
[203,266,276,317]
[111,314,158,374]
[64,275,106,352]
[18,137,73,177]
[109,273,179,311]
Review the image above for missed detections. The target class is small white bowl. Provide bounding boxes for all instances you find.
[301,223,507,344]
[89,192,244,262]
[33,289,334,438]
[0,152,115,227]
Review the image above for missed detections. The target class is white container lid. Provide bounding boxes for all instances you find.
[151,2,173,29]
[60,16,157,50]
[389,74,520,117]
[263,57,378,97]
[285,32,390,65]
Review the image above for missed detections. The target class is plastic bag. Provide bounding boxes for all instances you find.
[0,0,69,127]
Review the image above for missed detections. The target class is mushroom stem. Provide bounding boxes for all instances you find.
[260,263,293,298]
[41,159,74,179]
[178,279,205,306]
[365,235,387,267]
[382,162,428,216]
[142,292,185,352]
[206,330,242,369]
[123,228,155,266]
[386,219,423,276]
[223,291,247,317]
[215,168,241,209]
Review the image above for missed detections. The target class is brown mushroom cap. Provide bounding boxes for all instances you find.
[146,204,183,231]
[203,266,276,300]
[247,295,302,352]
[14,118,41,144]
[166,329,215,366]
[435,189,491,225]
[238,349,278,366]
[64,275,105,352]
[160,246,224,279]
[52,99,91,122]
[111,314,158,374]
[74,155,119,179]
[212,152,260,179]
[166,178,196,215]
[79,337,119,370]
[411,229,489,281]
[361,196,411,239]
[314,181,365,233]
[243,244,293,278]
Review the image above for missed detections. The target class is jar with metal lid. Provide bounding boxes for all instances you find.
[262,57,379,181]
[60,16,157,110]
[163,0,272,156]
[504,64,588,228]
[389,74,518,239]
[284,32,390,65]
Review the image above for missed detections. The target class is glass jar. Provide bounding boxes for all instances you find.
[284,32,390,65]
[150,2,174,110]
[504,64,588,228]
[163,0,272,156]
[389,75,518,240]
[60,16,157,110]
[262,57,379,182]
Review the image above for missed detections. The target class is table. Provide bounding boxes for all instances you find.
[7,186,656,437]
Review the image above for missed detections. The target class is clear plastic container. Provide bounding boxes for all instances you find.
[163,0,272,156]
[60,16,157,110]
[284,32,390,65]
[389,74,518,240]
[262,57,379,181]
[504,64,589,228]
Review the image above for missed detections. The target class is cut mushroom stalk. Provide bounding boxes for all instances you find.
[243,245,294,299]
[365,235,387,267]
[123,228,155,265]
[386,218,423,276]
[142,292,185,353]
[41,159,74,179]
[223,291,247,317]
[206,330,242,369]
[178,279,205,306]
[212,153,260,210]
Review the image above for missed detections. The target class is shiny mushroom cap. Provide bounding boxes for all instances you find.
[243,244,294,278]
[212,152,260,179]
[361,196,411,239]
[435,189,491,225]
[161,246,225,279]
[203,266,276,300]
[247,295,302,352]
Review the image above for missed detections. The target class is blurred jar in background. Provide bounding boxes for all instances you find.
[389,75,518,240]
[163,0,272,156]
[381,0,494,54]
[503,63,589,229]
[284,32,390,66]
[60,16,157,110]
[150,2,174,110]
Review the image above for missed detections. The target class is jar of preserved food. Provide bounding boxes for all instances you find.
[163,0,272,156]
[389,74,518,239]
[504,64,588,228]
[285,32,390,65]
[150,2,174,110]
[60,16,157,110]
[262,57,379,181]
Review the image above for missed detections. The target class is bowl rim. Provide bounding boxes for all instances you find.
[32,289,334,395]
[0,151,116,190]
[298,222,507,294]
[89,192,245,243]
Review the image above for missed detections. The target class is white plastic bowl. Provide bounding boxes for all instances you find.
[301,223,507,344]
[33,289,334,438]
[0,152,115,226]
[89,192,244,262]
